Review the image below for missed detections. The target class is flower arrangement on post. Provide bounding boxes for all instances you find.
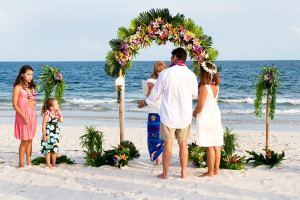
[36,65,66,105]
[254,65,281,154]
[248,65,285,168]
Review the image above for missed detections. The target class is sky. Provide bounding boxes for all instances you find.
[0,0,299,61]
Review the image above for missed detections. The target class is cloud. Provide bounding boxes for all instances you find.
[291,25,300,36]
[79,37,101,48]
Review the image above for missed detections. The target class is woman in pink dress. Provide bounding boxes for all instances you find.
[12,65,37,167]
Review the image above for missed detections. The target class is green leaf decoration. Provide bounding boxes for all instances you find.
[254,65,281,119]
[35,65,65,105]
[31,155,76,165]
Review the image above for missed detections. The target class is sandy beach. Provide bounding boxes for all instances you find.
[0,124,299,200]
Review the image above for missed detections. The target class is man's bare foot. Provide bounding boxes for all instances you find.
[199,172,214,177]
[52,164,56,167]
[47,165,52,169]
[181,171,189,179]
[157,173,168,179]
[18,164,24,168]
[155,162,161,166]
[214,170,219,175]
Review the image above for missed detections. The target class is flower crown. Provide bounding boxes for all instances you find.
[201,61,217,75]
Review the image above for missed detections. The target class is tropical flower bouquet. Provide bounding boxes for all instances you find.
[80,126,140,168]
[36,65,66,104]
[188,127,245,170]
[188,142,207,168]
[220,151,245,170]
[246,150,285,169]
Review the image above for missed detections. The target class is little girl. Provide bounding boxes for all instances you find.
[41,98,64,168]
[13,65,37,167]
[193,61,223,177]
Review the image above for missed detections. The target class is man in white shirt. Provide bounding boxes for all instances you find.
[137,48,198,179]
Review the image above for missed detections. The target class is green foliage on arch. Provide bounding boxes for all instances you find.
[105,8,218,78]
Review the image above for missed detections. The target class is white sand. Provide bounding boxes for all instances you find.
[0,124,299,200]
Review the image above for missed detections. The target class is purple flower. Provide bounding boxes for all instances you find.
[150,21,155,26]
[268,73,272,80]
[192,161,196,166]
[121,43,126,49]
[119,60,126,66]
[134,39,140,44]
[113,157,118,163]
[149,32,155,38]
[54,72,63,81]
[193,45,203,52]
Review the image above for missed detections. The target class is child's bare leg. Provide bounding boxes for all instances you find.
[199,147,215,177]
[26,139,32,165]
[155,156,161,166]
[51,153,57,167]
[19,140,28,167]
[213,146,221,175]
[45,153,52,168]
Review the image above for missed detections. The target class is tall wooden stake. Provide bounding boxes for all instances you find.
[118,69,124,143]
[266,88,270,154]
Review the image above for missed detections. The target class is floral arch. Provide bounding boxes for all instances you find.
[105,8,219,142]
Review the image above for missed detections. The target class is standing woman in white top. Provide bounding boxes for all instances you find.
[146,61,167,166]
[193,62,223,177]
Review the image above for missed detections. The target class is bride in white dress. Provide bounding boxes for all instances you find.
[193,61,223,177]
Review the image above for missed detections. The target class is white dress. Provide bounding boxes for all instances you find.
[196,85,223,147]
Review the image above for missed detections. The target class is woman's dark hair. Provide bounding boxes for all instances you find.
[171,48,187,62]
[14,65,36,89]
[199,62,220,86]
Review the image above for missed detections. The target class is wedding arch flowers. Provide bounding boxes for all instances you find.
[105,8,219,78]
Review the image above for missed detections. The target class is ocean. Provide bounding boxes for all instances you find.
[1,61,299,131]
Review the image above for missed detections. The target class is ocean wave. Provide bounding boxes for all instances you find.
[65,98,140,105]
[66,98,117,104]
[220,98,300,105]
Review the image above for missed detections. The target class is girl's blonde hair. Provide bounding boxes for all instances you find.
[41,98,56,115]
[149,61,167,79]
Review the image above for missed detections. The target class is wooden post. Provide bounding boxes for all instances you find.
[118,69,124,143]
[266,88,270,154]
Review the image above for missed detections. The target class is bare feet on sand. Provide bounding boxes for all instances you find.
[157,173,168,179]
[214,170,219,175]
[181,171,189,179]
[199,172,214,177]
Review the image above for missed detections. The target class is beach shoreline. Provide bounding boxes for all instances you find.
[0,124,299,200]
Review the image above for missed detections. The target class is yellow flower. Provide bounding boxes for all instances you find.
[156,17,162,22]
[146,26,151,33]
[121,154,128,161]
[118,52,123,58]
[186,31,192,37]
[173,29,178,34]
